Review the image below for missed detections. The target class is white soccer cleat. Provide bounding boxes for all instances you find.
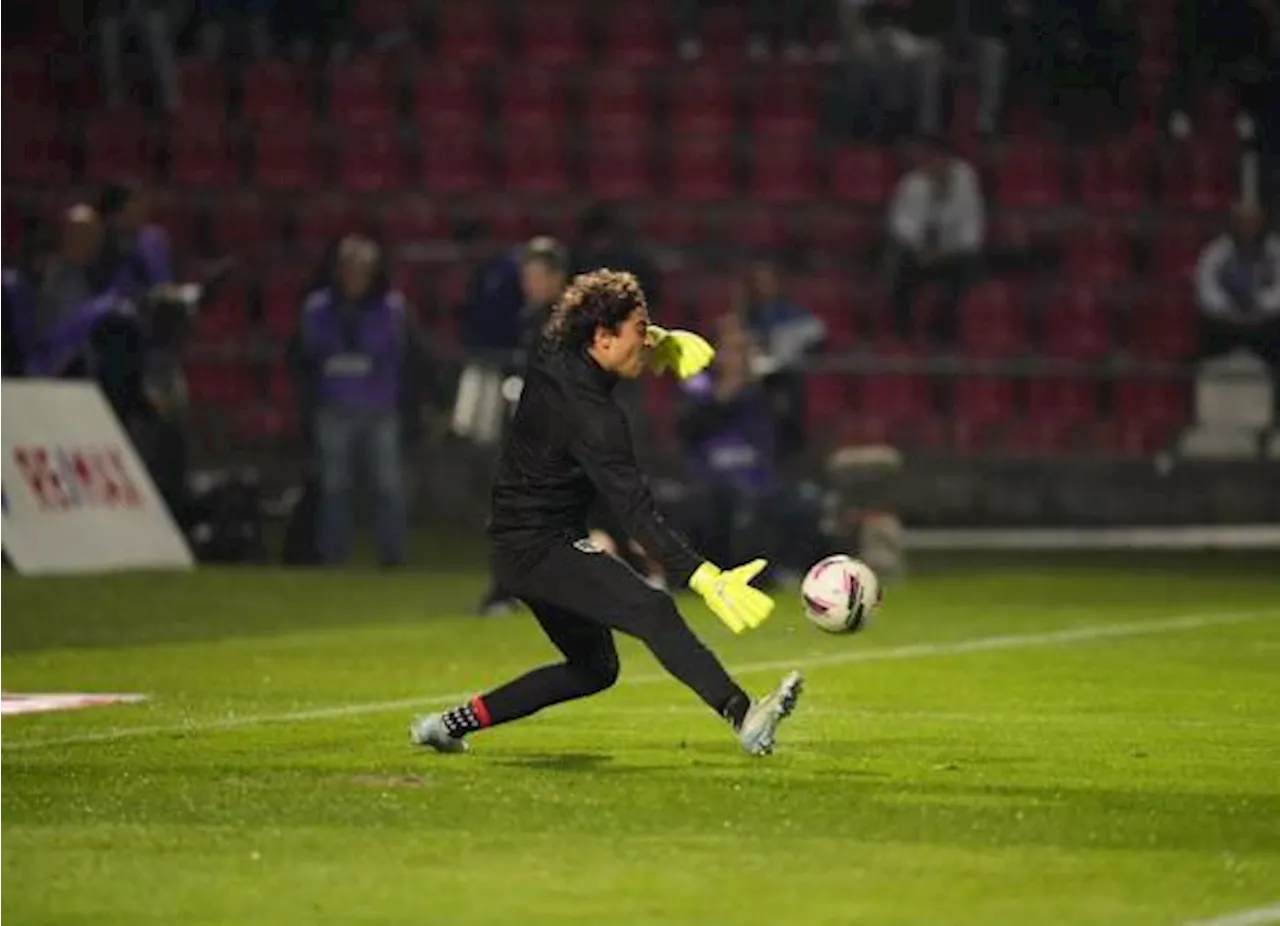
[409,712,469,754]
[738,670,804,756]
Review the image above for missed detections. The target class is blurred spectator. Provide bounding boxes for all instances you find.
[885,134,984,345]
[1169,0,1279,140]
[516,236,570,358]
[1046,0,1140,138]
[95,0,182,112]
[967,1,1052,136]
[22,204,148,422]
[571,204,661,313]
[1195,203,1280,383]
[99,182,173,298]
[3,269,36,377]
[298,235,413,567]
[193,0,273,59]
[459,236,525,353]
[270,0,351,58]
[739,255,826,459]
[675,315,827,584]
[830,0,945,140]
[678,0,831,61]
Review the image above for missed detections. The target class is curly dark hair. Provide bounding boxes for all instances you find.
[545,269,646,353]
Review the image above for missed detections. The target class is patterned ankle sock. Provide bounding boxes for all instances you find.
[440,697,491,738]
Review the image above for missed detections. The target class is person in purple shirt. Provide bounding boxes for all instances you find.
[676,315,827,585]
[299,235,410,567]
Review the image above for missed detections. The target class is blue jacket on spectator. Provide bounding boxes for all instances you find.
[460,247,524,351]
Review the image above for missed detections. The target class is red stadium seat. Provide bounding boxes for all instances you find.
[191,279,252,345]
[952,377,1018,453]
[855,374,941,447]
[668,135,734,202]
[336,130,405,192]
[419,127,489,194]
[178,59,230,121]
[518,0,587,64]
[1078,139,1152,212]
[498,66,569,135]
[1107,379,1188,452]
[602,6,670,66]
[2,52,58,111]
[1126,286,1200,360]
[829,146,898,205]
[169,122,239,188]
[583,68,651,135]
[380,196,448,247]
[795,207,878,261]
[437,1,503,65]
[186,362,258,407]
[1150,218,1213,283]
[1026,377,1099,426]
[1193,83,1240,139]
[749,139,816,204]
[699,5,750,65]
[261,266,313,336]
[242,61,312,126]
[790,272,856,348]
[995,139,1065,208]
[83,114,154,182]
[148,190,203,256]
[690,274,739,326]
[1101,374,1189,455]
[502,130,569,195]
[635,202,704,248]
[958,282,1029,357]
[355,0,416,37]
[748,73,818,139]
[585,135,654,200]
[1042,285,1113,360]
[1160,143,1237,212]
[294,194,361,251]
[2,112,73,184]
[411,65,484,134]
[1062,222,1134,284]
[210,192,276,253]
[251,123,323,191]
[668,66,736,136]
[720,203,788,252]
[328,57,396,131]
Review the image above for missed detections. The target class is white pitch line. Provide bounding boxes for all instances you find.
[4,607,1277,752]
[1184,903,1280,926]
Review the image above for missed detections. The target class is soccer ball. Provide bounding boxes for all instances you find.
[801,554,881,634]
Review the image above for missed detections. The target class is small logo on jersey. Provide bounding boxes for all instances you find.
[573,537,603,554]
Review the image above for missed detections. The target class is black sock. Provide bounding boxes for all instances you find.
[440,698,490,738]
[720,692,751,731]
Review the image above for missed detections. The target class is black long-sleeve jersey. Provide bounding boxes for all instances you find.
[487,342,704,587]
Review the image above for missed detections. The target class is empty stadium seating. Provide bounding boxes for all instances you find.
[5,0,1244,460]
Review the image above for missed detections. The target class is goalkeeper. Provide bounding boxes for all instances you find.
[412,270,802,756]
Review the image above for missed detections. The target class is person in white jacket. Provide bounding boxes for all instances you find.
[885,134,985,346]
[1195,202,1280,377]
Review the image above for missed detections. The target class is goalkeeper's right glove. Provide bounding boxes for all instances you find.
[688,559,776,634]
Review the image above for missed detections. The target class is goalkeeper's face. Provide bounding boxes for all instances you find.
[595,307,651,380]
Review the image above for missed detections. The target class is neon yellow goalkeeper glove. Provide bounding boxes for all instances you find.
[688,560,776,634]
[646,324,716,380]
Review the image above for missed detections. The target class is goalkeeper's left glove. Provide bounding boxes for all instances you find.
[688,559,776,634]
[646,324,716,380]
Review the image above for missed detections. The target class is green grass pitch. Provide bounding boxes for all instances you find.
[3,551,1279,925]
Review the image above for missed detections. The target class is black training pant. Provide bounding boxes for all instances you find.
[478,540,748,728]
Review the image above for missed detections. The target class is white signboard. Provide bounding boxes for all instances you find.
[2,379,194,574]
